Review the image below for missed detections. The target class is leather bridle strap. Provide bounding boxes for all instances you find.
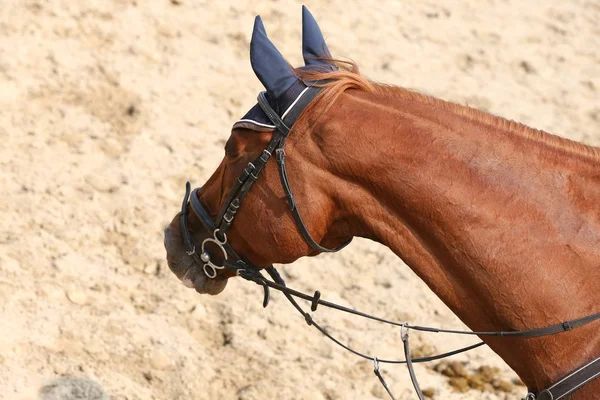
[183,85,350,285]
[215,135,283,234]
[256,90,352,253]
[408,311,600,337]
[251,266,486,364]
[180,183,206,267]
[213,88,297,234]
[256,91,291,136]
[533,357,600,400]
[373,360,398,400]
[401,325,425,400]
[275,148,351,253]
[239,268,600,400]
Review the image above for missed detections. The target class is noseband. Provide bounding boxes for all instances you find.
[178,87,600,400]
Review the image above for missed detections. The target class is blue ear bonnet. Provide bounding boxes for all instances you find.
[233,6,335,132]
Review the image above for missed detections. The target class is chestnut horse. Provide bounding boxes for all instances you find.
[164,8,600,399]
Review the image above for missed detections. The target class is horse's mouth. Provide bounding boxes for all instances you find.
[179,265,228,295]
[181,268,196,288]
[164,225,228,295]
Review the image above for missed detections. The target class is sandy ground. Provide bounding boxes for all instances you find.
[0,0,598,399]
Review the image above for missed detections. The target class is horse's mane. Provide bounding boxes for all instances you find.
[295,60,600,162]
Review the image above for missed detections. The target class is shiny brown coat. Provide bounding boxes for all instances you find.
[164,67,600,397]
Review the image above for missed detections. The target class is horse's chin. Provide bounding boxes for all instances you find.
[181,266,228,295]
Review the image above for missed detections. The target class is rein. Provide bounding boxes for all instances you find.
[239,266,600,400]
[179,88,600,400]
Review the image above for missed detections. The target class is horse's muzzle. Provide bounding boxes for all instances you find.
[163,223,228,295]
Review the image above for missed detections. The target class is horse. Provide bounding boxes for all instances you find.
[163,6,600,399]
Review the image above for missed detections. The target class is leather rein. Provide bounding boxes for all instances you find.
[179,87,600,400]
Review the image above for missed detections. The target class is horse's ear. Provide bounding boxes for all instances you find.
[250,16,298,98]
[302,5,335,70]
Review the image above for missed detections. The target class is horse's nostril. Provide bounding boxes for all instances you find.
[163,227,171,248]
[164,226,179,249]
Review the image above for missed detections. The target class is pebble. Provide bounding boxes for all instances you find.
[53,363,68,375]
[39,377,109,400]
[66,289,88,305]
[85,170,121,193]
[143,262,158,275]
[150,350,174,370]
[492,378,515,393]
[412,343,436,358]
[449,377,469,393]
[100,137,124,157]
[512,377,526,386]
[370,382,385,398]
[38,283,66,301]
[61,339,84,357]
[236,385,258,400]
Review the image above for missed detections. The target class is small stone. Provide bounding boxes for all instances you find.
[434,361,468,378]
[493,378,514,392]
[449,361,468,378]
[422,387,435,398]
[237,385,260,400]
[143,262,158,275]
[85,170,120,193]
[39,377,109,400]
[449,377,470,393]
[512,377,526,386]
[66,289,87,305]
[99,137,123,157]
[53,363,68,375]
[433,361,448,373]
[412,343,436,359]
[478,365,500,382]
[467,375,485,390]
[370,381,385,398]
[150,350,174,370]
[61,339,84,357]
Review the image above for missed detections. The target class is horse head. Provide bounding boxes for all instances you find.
[164,7,353,295]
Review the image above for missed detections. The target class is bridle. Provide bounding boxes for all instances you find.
[180,87,349,279]
[178,87,600,400]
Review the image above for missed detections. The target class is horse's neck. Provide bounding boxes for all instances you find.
[318,89,600,390]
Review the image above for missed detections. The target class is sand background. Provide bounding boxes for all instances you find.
[0,0,598,399]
